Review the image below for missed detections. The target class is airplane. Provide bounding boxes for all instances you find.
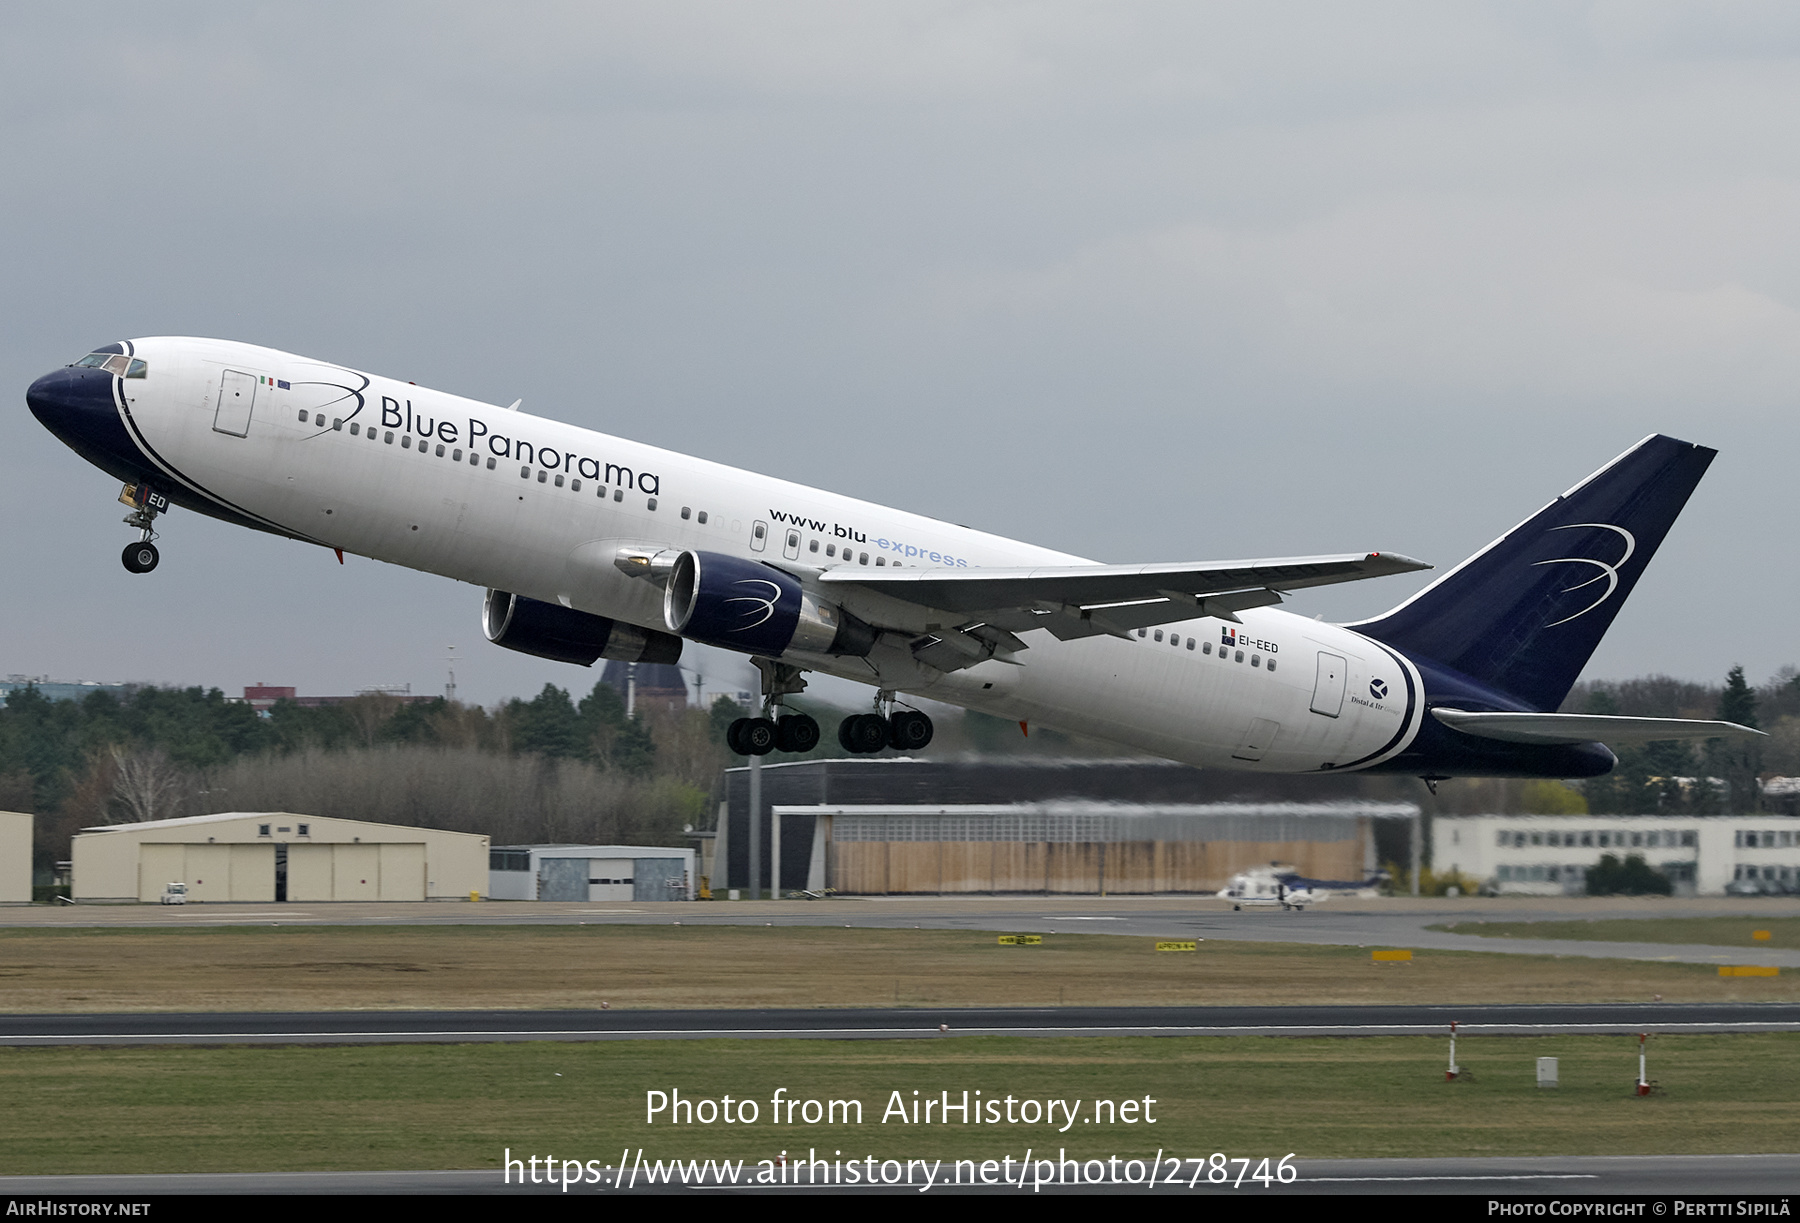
[26,337,1763,781]
[1217,865,1388,910]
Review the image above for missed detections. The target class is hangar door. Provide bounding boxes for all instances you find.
[286,843,426,901]
[633,858,685,901]
[136,843,274,902]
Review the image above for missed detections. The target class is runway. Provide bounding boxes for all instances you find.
[3,1153,1796,1195]
[5,1001,1799,1045]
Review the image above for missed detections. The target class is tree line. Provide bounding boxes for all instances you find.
[2,661,1795,876]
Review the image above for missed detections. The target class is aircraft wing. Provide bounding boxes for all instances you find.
[1432,709,1766,746]
[816,551,1430,671]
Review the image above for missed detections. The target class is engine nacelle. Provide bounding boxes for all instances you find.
[483,589,682,667]
[663,550,875,659]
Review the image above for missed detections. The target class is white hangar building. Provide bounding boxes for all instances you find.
[72,812,489,902]
[1,811,30,903]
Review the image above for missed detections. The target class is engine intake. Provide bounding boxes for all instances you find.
[483,589,682,666]
[663,551,875,659]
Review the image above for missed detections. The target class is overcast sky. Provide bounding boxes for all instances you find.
[4,3,1797,708]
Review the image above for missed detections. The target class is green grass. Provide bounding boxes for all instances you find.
[6,922,1798,1012]
[2,1034,1796,1174]
[1431,917,1800,950]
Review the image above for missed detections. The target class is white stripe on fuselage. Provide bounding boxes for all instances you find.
[119,337,1416,773]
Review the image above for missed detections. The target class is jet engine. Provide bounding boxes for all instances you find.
[483,589,682,666]
[662,551,875,659]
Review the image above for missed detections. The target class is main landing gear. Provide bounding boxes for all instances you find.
[838,691,933,755]
[726,659,824,758]
[118,482,164,574]
[723,671,934,758]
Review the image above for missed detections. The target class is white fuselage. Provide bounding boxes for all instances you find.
[110,338,1425,773]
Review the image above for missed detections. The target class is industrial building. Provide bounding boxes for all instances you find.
[717,756,1419,896]
[488,844,697,901]
[0,811,29,903]
[1432,814,1800,896]
[71,812,488,902]
[757,800,1407,896]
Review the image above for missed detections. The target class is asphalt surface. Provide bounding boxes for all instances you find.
[3,1154,1796,1195]
[5,1002,1800,1045]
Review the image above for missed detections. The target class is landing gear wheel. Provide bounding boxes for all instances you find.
[726,717,749,756]
[122,541,159,574]
[840,713,889,754]
[740,717,777,756]
[887,709,934,752]
[776,713,821,754]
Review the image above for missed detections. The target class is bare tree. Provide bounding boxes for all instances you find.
[110,746,193,823]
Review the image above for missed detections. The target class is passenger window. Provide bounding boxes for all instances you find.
[299,410,310,424]
[647,498,657,510]
[571,479,580,491]
[1187,639,1195,650]
[402,435,412,448]
[1267,659,1276,673]
[826,544,836,557]
[681,507,691,520]
[1251,655,1260,667]
[537,470,547,483]
[453,449,462,461]
[554,474,564,487]
[876,556,886,566]
[1203,642,1212,654]
[350,423,360,435]
[521,467,530,478]
[809,539,820,553]
[614,488,623,502]
[697,511,708,524]
[333,419,343,430]
[486,457,496,469]
[436,444,446,457]
[384,432,394,443]
[1153,630,1163,642]
[859,552,869,565]
[1235,650,1244,662]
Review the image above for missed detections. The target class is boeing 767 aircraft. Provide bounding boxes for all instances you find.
[26,338,1758,779]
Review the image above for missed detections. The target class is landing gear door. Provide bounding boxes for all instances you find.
[1310,651,1347,717]
[213,370,258,437]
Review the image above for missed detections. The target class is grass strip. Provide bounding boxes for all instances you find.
[3,924,1797,1013]
[2,1034,1795,1174]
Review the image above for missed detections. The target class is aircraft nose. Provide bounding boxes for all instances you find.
[26,365,147,479]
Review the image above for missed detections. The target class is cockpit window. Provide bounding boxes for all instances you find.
[71,352,146,377]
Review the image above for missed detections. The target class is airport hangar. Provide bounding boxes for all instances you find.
[715,757,1417,896]
[71,812,488,903]
[1,811,29,903]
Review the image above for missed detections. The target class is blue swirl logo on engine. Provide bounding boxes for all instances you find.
[722,579,782,632]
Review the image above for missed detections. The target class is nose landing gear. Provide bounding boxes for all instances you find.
[118,482,166,574]
[122,540,159,574]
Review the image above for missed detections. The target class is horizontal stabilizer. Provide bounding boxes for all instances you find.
[1432,708,1765,746]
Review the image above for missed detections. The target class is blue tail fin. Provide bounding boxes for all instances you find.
[1354,435,1715,712]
